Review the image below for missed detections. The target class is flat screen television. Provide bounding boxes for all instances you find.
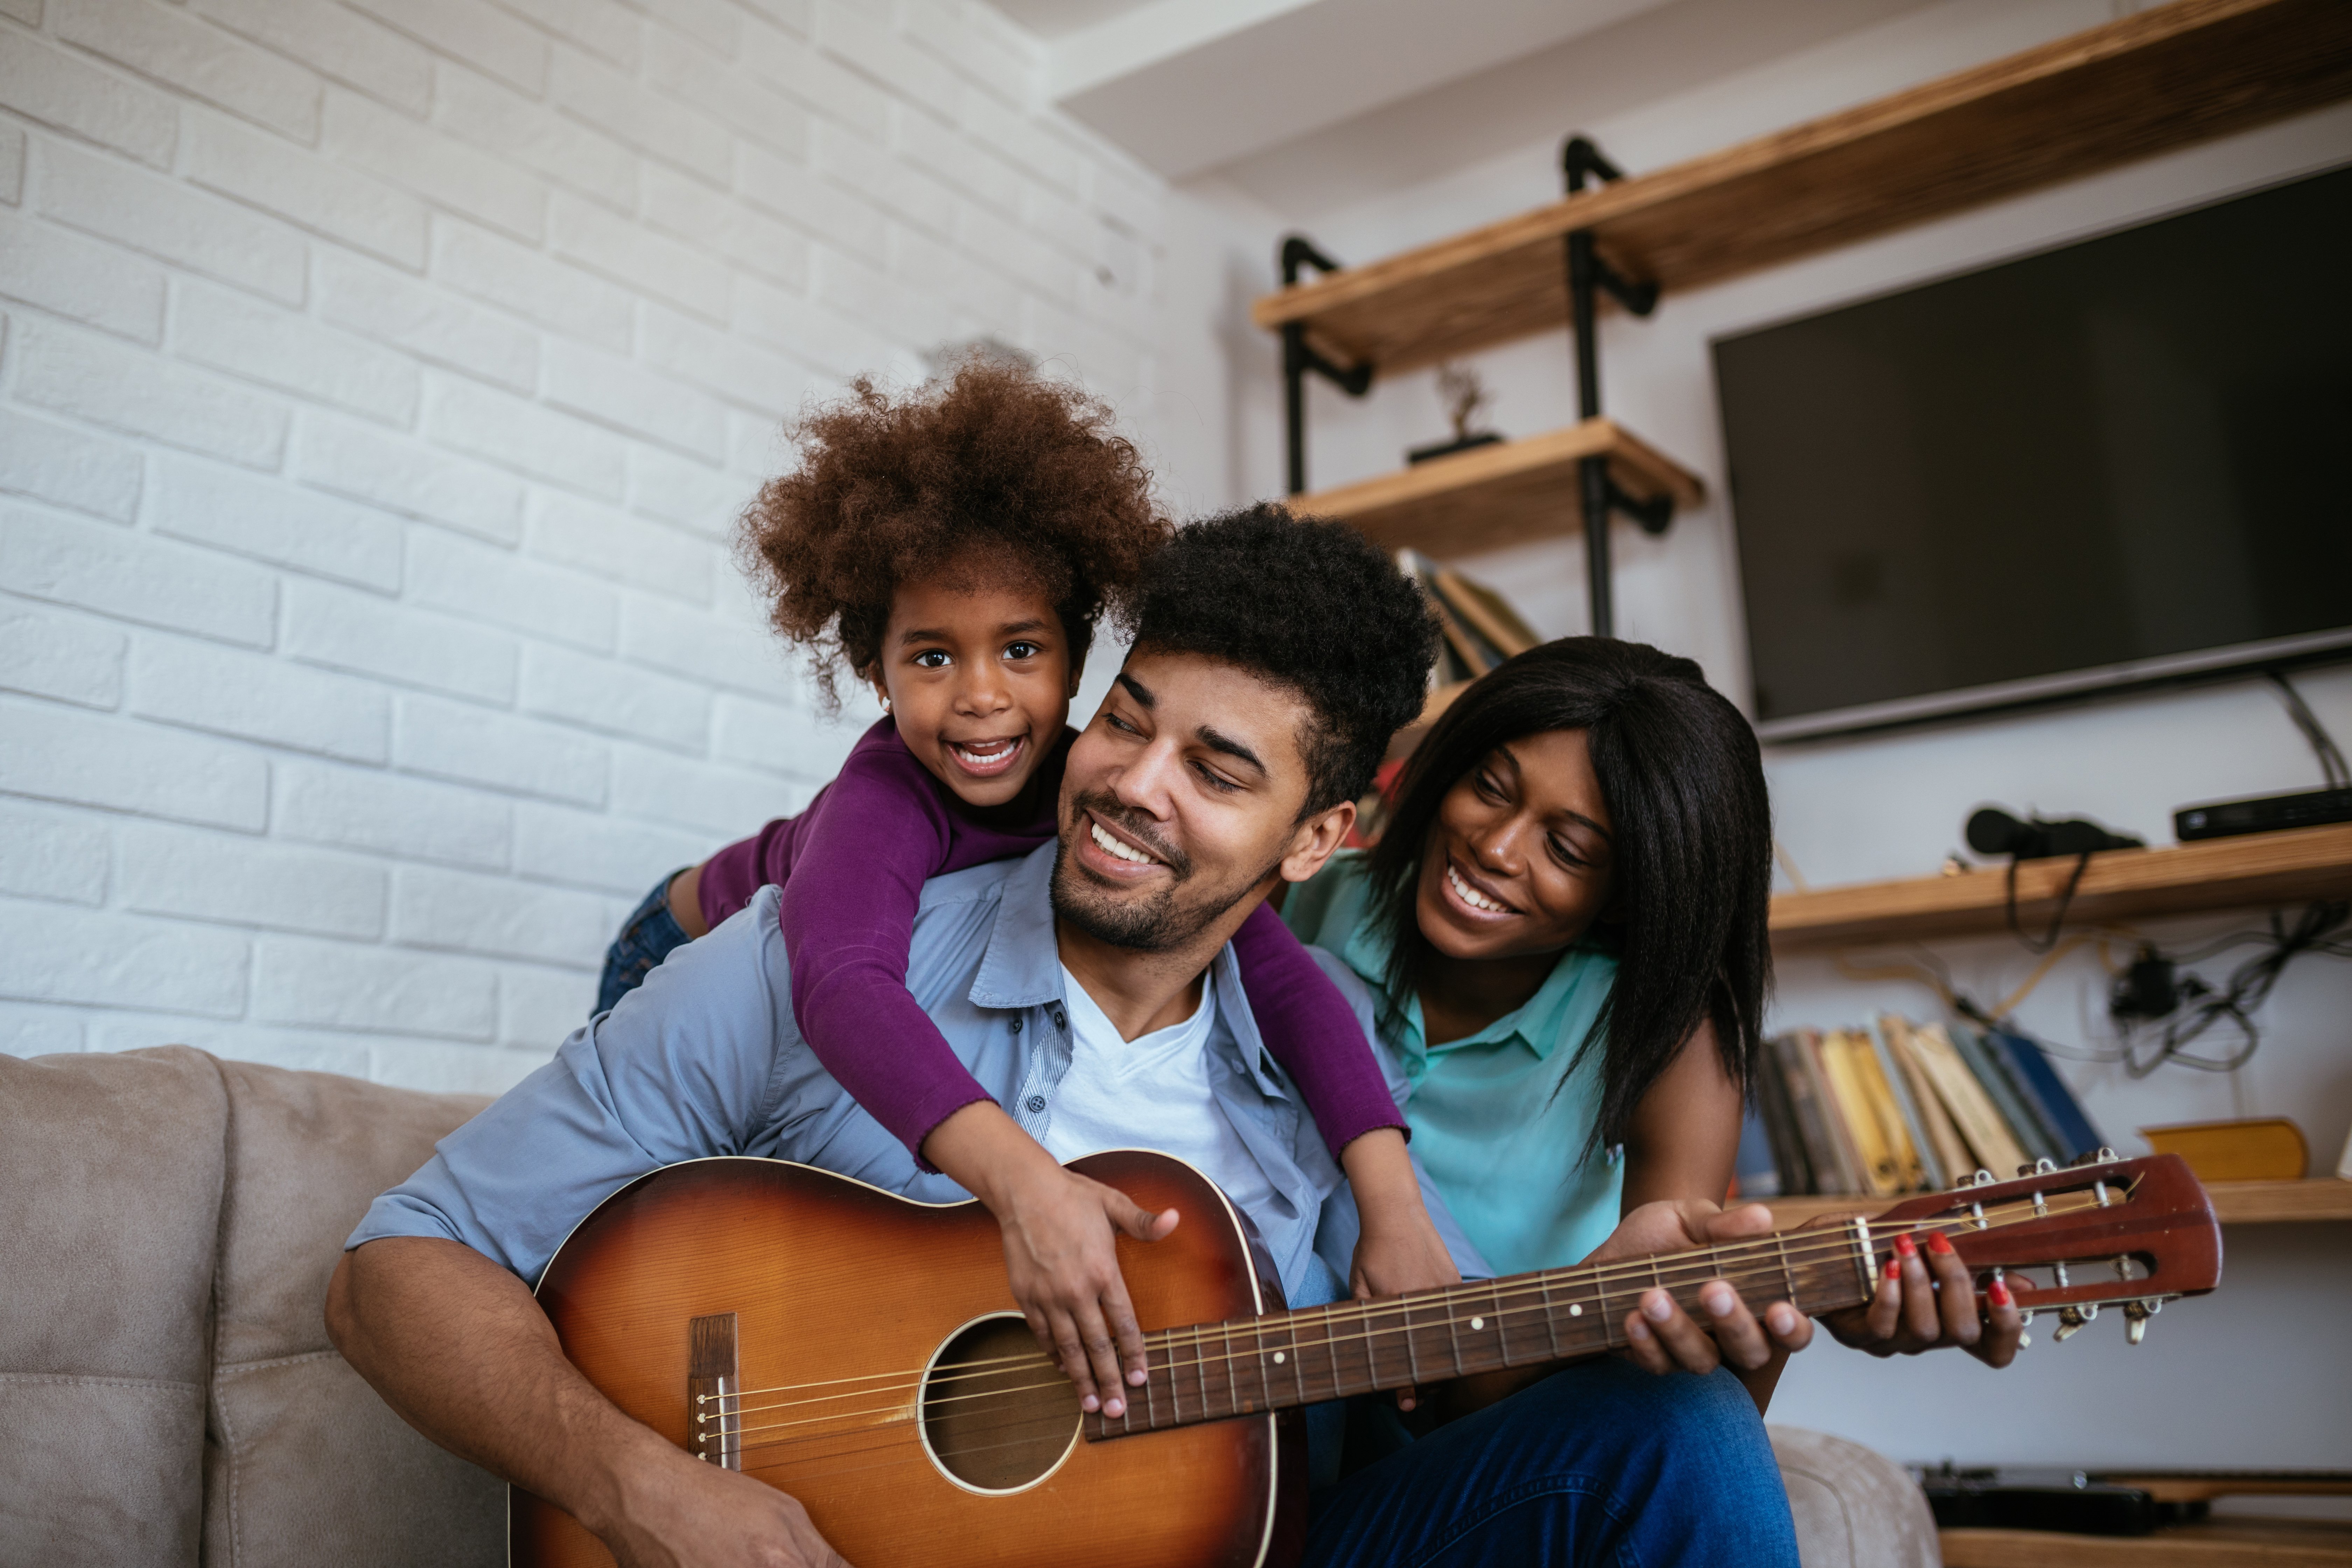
[1715,163,2352,743]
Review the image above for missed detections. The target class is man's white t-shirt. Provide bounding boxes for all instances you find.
[1040,964,1278,1227]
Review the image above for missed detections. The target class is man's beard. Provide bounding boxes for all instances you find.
[1051,792,1273,954]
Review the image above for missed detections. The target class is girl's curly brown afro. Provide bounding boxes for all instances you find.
[736,358,1169,708]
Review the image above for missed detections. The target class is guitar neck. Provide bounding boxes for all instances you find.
[1091,1223,1880,1441]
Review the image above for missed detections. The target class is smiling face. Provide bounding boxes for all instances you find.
[1413,727,1616,962]
[1051,648,1354,954]
[874,569,1078,810]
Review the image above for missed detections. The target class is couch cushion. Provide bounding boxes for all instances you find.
[211,1056,490,1366]
[1769,1424,1941,1568]
[0,1045,230,1568]
[206,1056,502,1567]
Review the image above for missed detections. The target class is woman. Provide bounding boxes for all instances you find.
[1286,637,2024,1413]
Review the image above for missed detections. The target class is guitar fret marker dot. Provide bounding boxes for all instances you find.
[1272,1351,1285,1364]
[1470,1317,1484,1331]
[1569,1304,1583,1317]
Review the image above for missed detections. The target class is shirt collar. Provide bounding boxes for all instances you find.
[967,845,1287,1094]
[1371,937,1615,1065]
[967,844,1066,1010]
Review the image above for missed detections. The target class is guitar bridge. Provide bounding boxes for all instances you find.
[689,1312,741,1471]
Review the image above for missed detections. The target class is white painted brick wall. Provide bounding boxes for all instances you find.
[0,0,1167,1091]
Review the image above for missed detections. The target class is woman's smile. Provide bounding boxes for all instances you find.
[1443,856,1521,920]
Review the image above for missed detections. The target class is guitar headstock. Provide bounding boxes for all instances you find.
[1871,1151,2221,1345]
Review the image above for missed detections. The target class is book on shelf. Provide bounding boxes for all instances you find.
[1815,1028,1913,1196]
[1751,1015,2102,1197]
[1984,1028,2105,1160]
[1732,1101,1783,1198]
[1868,1018,1948,1191]
[1951,1023,2061,1165]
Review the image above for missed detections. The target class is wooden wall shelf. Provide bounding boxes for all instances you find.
[1941,1517,2352,1567]
[1296,418,1704,557]
[1767,823,2352,954]
[1251,0,2352,375]
[1762,1177,2352,1230]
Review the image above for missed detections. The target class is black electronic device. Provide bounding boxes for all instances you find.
[1718,164,2352,742]
[1916,1467,2160,1536]
[1966,807,2144,862]
[2175,786,2352,841]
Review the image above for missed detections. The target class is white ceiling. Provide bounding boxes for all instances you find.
[987,0,1160,43]
[1028,0,1692,181]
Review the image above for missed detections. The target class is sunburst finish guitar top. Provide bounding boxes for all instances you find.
[512,1149,2219,1568]
[513,1150,1302,1568]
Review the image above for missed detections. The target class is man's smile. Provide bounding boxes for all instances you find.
[1076,808,1177,881]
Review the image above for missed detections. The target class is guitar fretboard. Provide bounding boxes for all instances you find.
[1089,1227,1873,1441]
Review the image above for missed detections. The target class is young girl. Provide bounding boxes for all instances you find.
[597,362,1458,1413]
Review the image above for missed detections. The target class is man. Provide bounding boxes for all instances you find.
[328,507,1800,1567]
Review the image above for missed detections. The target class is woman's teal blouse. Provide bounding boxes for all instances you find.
[1283,850,1624,1277]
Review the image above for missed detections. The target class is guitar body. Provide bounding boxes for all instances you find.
[512,1150,1306,1568]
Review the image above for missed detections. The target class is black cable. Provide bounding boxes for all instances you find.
[2267,671,2351,789]
[2004,850,2092,954]
[2116,900,2352,1078]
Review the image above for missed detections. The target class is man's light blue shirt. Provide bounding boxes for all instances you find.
[350,843,1488,1311]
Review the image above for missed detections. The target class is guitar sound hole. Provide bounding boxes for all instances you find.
[920,1314,1082,1493]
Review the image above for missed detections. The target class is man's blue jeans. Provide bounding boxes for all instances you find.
[1304,1358,1799,1567]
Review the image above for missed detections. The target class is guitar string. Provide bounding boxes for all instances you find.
[706,1208,1988,1413]
[721,1245,1938,1479]
[713,1258,1860,1452]
[714,1211,2144,1472]
[704,1197,2107,1444]
[705,1244,1868,1440]
[704,1192,2107,1426]
[704,1197,2116,1448]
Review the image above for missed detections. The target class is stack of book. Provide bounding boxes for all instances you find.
[1398,550,1540,692]
[1735,1016,2106,1198]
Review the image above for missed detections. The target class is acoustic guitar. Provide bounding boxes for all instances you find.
[512,1148,2220,1568]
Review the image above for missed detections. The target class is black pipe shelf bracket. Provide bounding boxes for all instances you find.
[1279,236,1373,497]
[1273,135,1667,638]
[1562,134,1670,639]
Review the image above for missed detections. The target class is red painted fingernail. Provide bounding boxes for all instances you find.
[1928,1231,1954,1255]
[1885,1260,1902,1281]
[1989,1279,2012,1307]
[1894,1233,1917,1260]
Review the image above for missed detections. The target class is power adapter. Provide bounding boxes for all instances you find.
[2110,947,2196,1023]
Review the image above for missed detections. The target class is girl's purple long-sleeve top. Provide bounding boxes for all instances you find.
[695,717,1406,1169]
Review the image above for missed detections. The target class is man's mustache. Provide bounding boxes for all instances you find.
[1068,791,1190,879]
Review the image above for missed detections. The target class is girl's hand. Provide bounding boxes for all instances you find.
[1340,1128,1461,1412]
[1590,1199,1813,1378]
[992,1160,1178,1419]
[920,1101,1177,1420]
[1819,1224,2025,1367]
[1343,1128,1462,1299]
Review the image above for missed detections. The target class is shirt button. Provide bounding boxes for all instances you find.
[1009,1017,1022,1033]
[1051,1011,1066,1029]
[1024,1094,1047,1114]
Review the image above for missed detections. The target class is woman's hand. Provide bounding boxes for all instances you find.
[1590,1198,1814,1379]
[1818,1224,2024,1367]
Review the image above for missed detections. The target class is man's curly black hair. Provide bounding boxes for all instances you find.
[1129,504,1440,816]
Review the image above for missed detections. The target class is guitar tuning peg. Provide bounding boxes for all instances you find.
[2122,1298,2161,1346]
[2052,1303,2096,1343]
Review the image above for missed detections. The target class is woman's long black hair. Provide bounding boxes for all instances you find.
[1363,637,1773,1156]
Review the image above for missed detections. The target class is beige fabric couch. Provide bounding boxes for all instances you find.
[0,1045,499,1567]
[0,1045,1940,1567]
